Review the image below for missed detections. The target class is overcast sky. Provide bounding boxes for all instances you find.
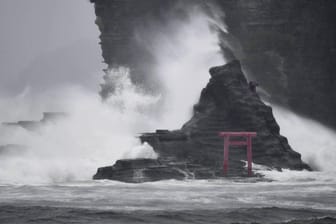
[0,0,103,96]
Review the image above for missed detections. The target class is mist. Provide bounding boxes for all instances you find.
[273,106,336,172]
[0,1,226,184]
[134,2,227,128]
[0,0,102,95]
[0,0,335,185]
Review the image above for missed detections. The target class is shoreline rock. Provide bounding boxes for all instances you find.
[93,60,311,183]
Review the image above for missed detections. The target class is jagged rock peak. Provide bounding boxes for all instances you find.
[93,60,311,183]
[209,60,243,77]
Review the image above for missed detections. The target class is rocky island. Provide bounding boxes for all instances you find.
[93,60,311,182]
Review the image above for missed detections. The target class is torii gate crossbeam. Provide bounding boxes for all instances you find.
[219,132,257,176]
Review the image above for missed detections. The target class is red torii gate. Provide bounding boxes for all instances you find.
[218,132,257,176]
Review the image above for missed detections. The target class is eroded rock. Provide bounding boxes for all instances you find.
[93,60,311,182]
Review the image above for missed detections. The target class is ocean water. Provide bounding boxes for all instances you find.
[1,2,336,224]
[0,170,336,224]
[1,104,335,224]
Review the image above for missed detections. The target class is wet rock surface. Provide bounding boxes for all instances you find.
[217,0,336,128]
[91,0,336,128]
[93,61,311,182]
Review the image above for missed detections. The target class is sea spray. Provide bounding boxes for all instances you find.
[135,2,227,128]
[273,105,336,172]
[3,1,333,184]
[0,69,159,184]
[0,1,228,184]
[246,104,336,182]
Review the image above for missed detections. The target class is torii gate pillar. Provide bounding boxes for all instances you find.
[219,132,257,176]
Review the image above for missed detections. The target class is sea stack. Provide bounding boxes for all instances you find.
[93,60,311,183]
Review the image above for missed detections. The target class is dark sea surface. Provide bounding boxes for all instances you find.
[0,205,335,224]
[0,170,336,224]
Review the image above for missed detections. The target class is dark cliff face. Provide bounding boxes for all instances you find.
[218,0,336,128]
[91,0,336,128]
[91,0,176,66]
[93,61,310,183]
[178,60,310,172]
[91,0,179,98]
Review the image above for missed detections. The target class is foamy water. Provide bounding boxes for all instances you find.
[0,0,335,213]
[0,2,225,185]
[273,105,336,172]
[0,1,335,224]
[0,175,335,211]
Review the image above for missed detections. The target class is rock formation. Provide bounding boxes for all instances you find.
[93,60,311,183]
[90,0,336,128]
[217,0,336,128]
[90,0,178,99]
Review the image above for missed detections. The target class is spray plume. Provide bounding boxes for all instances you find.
[0,1,226,184]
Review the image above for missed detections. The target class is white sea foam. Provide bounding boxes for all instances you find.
[1,1,335,186]
[273,105,336,172]
[0,2,226,184]
[135,2,226,128]
[0,72,159,184]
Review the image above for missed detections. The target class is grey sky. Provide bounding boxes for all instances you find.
[0,0,103,95]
